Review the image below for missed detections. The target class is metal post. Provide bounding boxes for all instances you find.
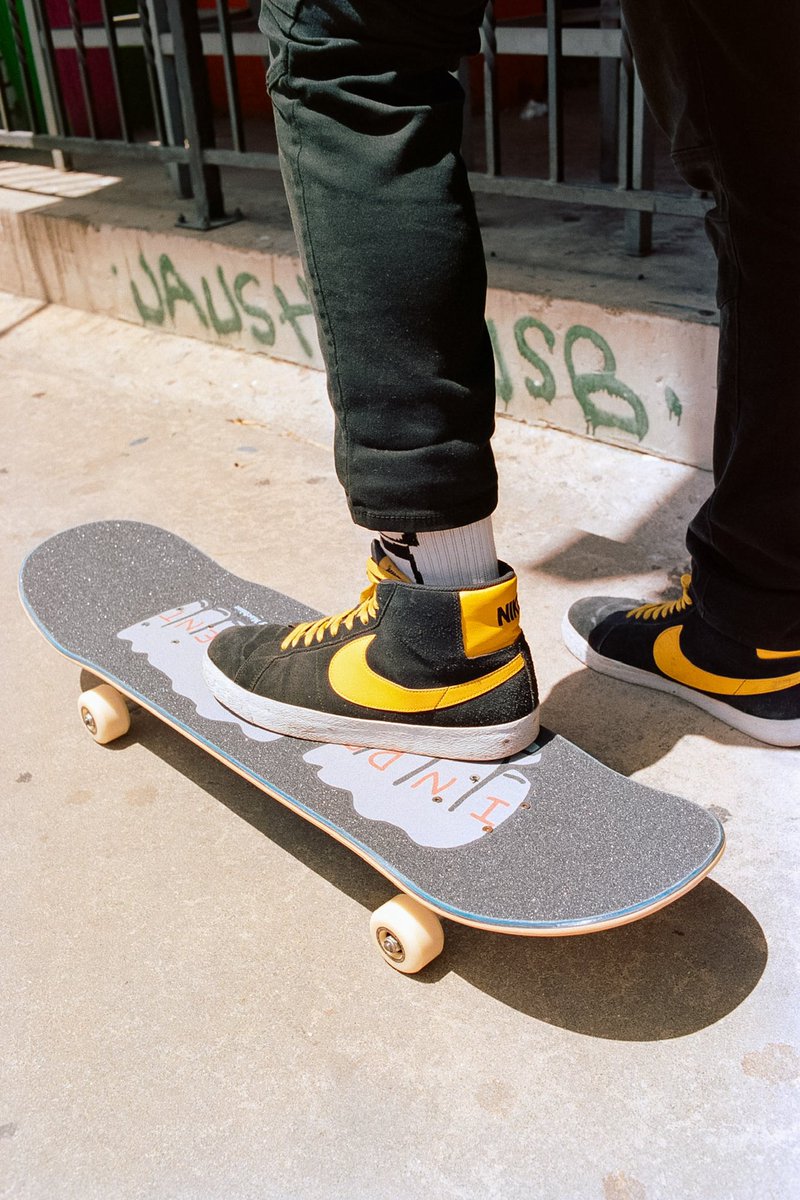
[546,0,564,182]
[215,0,244,152]
[145,0,191,198]
[66,0,97,139]
[19,0,72,169]
[164,0,240,227]
[624,68,654,255]
[99,0,131,143]
[599,0,619,183]
[481,2,500,176]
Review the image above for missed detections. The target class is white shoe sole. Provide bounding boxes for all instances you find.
[562,612,800,748]
[203,654,541,762]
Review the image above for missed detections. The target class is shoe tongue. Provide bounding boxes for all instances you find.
[369,539,411,583]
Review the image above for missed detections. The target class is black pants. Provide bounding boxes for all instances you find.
[261,0,800,648]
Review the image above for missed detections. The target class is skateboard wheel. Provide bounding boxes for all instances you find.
[77,685,131,745]
[369,894,445,974]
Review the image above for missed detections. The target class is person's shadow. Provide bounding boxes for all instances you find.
[93,681,767,1044]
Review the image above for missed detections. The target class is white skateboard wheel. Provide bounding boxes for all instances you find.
[77,684,131,745]
[370,893,445,974]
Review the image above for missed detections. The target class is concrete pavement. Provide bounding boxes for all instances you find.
[2,293,798,1199]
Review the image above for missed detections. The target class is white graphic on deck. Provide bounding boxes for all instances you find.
[118,600,540,847]
[118,600,280,743]
[303,744,542,849]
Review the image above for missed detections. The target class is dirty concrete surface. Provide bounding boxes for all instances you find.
[0,154,720,474]
[0,149,718,322]
[2,294,798,1199]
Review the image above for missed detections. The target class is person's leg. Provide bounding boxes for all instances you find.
[625,0,800,647]
[563,0,800,745]
[204,0,538,758]
[260,0,498,531]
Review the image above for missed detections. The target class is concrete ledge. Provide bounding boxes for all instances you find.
[0,156,718,470]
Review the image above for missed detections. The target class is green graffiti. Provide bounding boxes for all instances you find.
[122,251,665,449]
[487,319,513,406]
[130,252,165,325]
[235,273,276,346]
[514,316,556,403]
[202,266,242,336]
[159,254,209,328]
[274,276,315,358]
[665,386,683,424]
[125,253,317,357]
[564,325,649,441]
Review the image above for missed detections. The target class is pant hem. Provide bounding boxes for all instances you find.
[691,568,800,650]
[349,494,498,533]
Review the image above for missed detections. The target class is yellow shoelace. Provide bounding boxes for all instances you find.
[627,573,693,621]
[281,557,390,650]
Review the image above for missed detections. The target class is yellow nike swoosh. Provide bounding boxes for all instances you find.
[328,634,525,714]
[653,626,800,696]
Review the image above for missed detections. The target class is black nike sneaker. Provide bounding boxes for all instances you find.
[563,574,800,747]
[202,544,539,761]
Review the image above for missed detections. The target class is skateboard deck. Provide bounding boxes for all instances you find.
[19,521,725,970]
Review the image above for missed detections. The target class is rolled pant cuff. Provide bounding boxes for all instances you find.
[349,493,498,534]
[691,566,800,651]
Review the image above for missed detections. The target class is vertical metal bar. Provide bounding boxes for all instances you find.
[164,0,230,228]
[99,0,131,142]
[0,60,12,130]
[546,0,564,182]
[624,67,653,254]
[480,2,500,176]
[8,0,38,129]
[140,0,167,144]
[145,0,191,197]
[617,27,631,187]
[215,0,244,152]
[66,0,97,138]
[457,57,473,170]
[598,0,619,183]
[20,0,72,167]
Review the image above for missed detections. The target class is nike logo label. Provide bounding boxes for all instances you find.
[497,599,520,626]
[328,634,525,713]
[653,626,800,696]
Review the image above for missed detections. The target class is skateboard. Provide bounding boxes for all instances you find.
[19,521,725,973]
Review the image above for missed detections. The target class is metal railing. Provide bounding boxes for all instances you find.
[0,0,709,250]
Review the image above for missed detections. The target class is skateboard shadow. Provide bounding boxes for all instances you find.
[442,881,766,1040]
[116,692,767,1044]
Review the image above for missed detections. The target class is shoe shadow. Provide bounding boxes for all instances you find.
[110,691,767,1044]
[541,667,761,777]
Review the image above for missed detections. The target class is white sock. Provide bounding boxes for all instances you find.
[378,518,500,586]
